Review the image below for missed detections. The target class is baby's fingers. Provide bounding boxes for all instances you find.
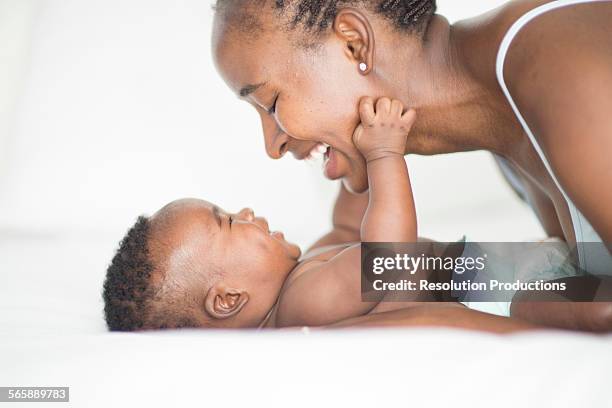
[400,109,417,130]
[358,96,376,125]
[390,99,403,117]
[352,123,364,145]
[375,97,392,115]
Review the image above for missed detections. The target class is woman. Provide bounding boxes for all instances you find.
[211,0,612,331]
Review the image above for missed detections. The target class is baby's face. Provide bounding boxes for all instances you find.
[149,198,301,327]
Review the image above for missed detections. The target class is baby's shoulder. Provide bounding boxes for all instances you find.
[300,242,358,262]
[284,243,355,287]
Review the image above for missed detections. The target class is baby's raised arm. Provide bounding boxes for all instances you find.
[353,96,417,242]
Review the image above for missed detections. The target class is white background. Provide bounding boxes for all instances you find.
[0,0,542,247]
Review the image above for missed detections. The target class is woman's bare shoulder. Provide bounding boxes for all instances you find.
[503,1,612,115]
[501,2,612,242]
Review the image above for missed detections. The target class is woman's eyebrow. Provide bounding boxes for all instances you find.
[238,81,267,98]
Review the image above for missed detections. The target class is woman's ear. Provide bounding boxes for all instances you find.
[204,284,250,320]
[333,7,375,75]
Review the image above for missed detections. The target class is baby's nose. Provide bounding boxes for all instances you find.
[238,208,255,221]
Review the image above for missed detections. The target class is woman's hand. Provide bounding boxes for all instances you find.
[352,96,416,162]
[327,303,540,333]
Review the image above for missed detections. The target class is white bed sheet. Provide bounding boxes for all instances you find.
[1,232,611,408]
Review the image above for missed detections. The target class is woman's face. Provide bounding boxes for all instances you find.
[212,13,383,193]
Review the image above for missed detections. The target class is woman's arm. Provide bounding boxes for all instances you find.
[328,304,540,333]
[306,183,369,252]
[502,15,612,332]
[500,11,612,332]
[510,276,612,333]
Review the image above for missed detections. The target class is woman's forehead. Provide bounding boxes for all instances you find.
[212,22,299,92]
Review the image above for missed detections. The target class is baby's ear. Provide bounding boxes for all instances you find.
[204,284,249,320]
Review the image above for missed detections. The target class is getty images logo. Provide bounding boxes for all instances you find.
[371,252,487,275]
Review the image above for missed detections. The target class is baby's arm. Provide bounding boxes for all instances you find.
[275,98,418,327]
[307,97,417,251]
[353,96,417,242]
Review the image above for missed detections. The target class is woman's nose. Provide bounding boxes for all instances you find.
[260,115,289,159]
[237,208,254,221]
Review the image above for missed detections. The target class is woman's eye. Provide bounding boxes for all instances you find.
[267,95,278,115]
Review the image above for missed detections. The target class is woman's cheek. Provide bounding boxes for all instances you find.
[280,104,324,141]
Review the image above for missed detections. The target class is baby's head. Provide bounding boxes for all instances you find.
[103,198,301,331]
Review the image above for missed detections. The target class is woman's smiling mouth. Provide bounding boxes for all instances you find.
[304,142,341,180]
[304,142,329,161]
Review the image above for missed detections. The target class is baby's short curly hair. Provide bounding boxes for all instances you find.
[102,216,199,331]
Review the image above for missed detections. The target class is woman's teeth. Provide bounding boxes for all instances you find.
[305,143,331,166]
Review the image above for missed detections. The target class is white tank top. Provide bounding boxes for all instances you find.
[495,0,612,275]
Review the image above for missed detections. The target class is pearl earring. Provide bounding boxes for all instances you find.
[359,62,367,72]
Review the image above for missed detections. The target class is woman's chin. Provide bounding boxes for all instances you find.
[326,149,368,193]
[342,173,369,195]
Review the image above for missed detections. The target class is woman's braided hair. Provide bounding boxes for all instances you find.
[277,0,436,33]
[215,0,437,37]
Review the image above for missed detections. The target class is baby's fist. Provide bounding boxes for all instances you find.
[352,97,416,162]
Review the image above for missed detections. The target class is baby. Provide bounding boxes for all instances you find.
[103,97,445,330]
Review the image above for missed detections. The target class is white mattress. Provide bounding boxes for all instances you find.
[1,232,612,407]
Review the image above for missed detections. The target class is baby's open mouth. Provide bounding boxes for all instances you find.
[254,217,270,234]
[255,218,286,240]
